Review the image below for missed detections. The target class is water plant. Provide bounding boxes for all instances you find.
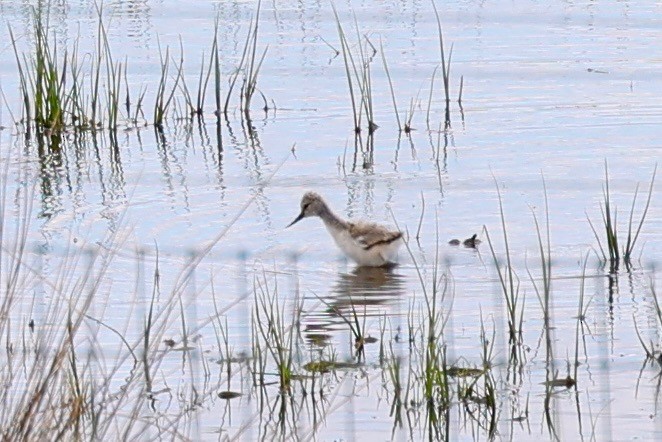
[392,214,457,439]
[9,7,65,135]
[587,161,657,272]
[331,4,377,135]
[239,0,269,124]
[431,0,455,128]
[153,43,183,130]
[253,271,302,392]
[8,5,127,137]
[317,293,368,360]
[178,38,214,119]
[484,179,525,357]
[7,1,267,144]
[526,177,562,439]
[573,252,592,381]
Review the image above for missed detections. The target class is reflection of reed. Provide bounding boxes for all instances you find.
[35,131,127,223]
[304,266,404,346]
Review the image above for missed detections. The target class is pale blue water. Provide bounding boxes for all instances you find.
[0,0,660,440]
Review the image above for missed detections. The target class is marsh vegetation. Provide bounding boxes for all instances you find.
[0,0,660,440]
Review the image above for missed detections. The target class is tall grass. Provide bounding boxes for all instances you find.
[9,7,64,134]
[0,144,291,439]
[484,179,524,355]
[0,184,160,439]
[526,176,560,438]
[7,2,268,142]
[8,5,125,136]
[240,0,269,124]
[391,213,456,439]
[218,0,269,127]
[332,5,377,135]
[153,43,183,130]
[252,270,303,393]
[431,0,455,128]
[587,162,657,272]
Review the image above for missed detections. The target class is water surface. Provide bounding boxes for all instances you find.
[0,0,660,440]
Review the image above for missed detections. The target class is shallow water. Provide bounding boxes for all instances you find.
[0,0,661,440]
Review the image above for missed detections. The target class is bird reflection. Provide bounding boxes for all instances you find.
[304,266,405,347]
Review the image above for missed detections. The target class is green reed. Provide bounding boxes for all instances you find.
[392,214,456,438]
[484,180,524,350]
[212,16,222,123]
[587,162,657,272]
[331,4,377,135]
[8,5,128,136]
[253,271,302,393]
[332,4,360,133]
[10,7,64,133]
[431,0,454,127]
[528,176,552,343]
[123,64,147,126]
[574,252,592,381]
[526,176,562,437]
[356,31,377,134]
[241,0,268,123]
[179,34,215,118]
[426,66,440,131]
[317,292,368,360]
[153,43,183,130]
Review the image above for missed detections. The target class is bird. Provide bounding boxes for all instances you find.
[462,234,481,248]
[287,191,403,267]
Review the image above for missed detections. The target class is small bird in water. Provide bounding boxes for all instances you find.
[448,234,481,248]
[462,234,481,248]
[287,191,403,267]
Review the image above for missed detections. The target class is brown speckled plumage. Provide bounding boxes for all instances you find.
[287,191,403,267]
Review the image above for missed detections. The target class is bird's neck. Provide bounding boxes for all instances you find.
[318,204,347,231]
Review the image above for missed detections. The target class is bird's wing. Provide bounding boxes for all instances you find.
[349,222,403,250]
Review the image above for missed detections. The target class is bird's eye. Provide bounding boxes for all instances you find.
[302,203,310,211]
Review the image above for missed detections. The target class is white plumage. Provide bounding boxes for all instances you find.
[287,192,403,267]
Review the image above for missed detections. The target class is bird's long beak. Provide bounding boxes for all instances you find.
[286,212,305,228]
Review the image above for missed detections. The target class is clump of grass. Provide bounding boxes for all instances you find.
[587,161,657,272]
[178,37,214,119]
[454,316,497,438]
[240,0,269,124]
[1,202,144,439]
[0,151,292,438]
[252,271,303,393]
[219,0,268,127]
[9,7,65,135]
[153,42,183,130]
[8,5,128,137]
[331,5,378,135]
[317,293,368,360]
[7,1,273,148]
[392,213,455,439]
